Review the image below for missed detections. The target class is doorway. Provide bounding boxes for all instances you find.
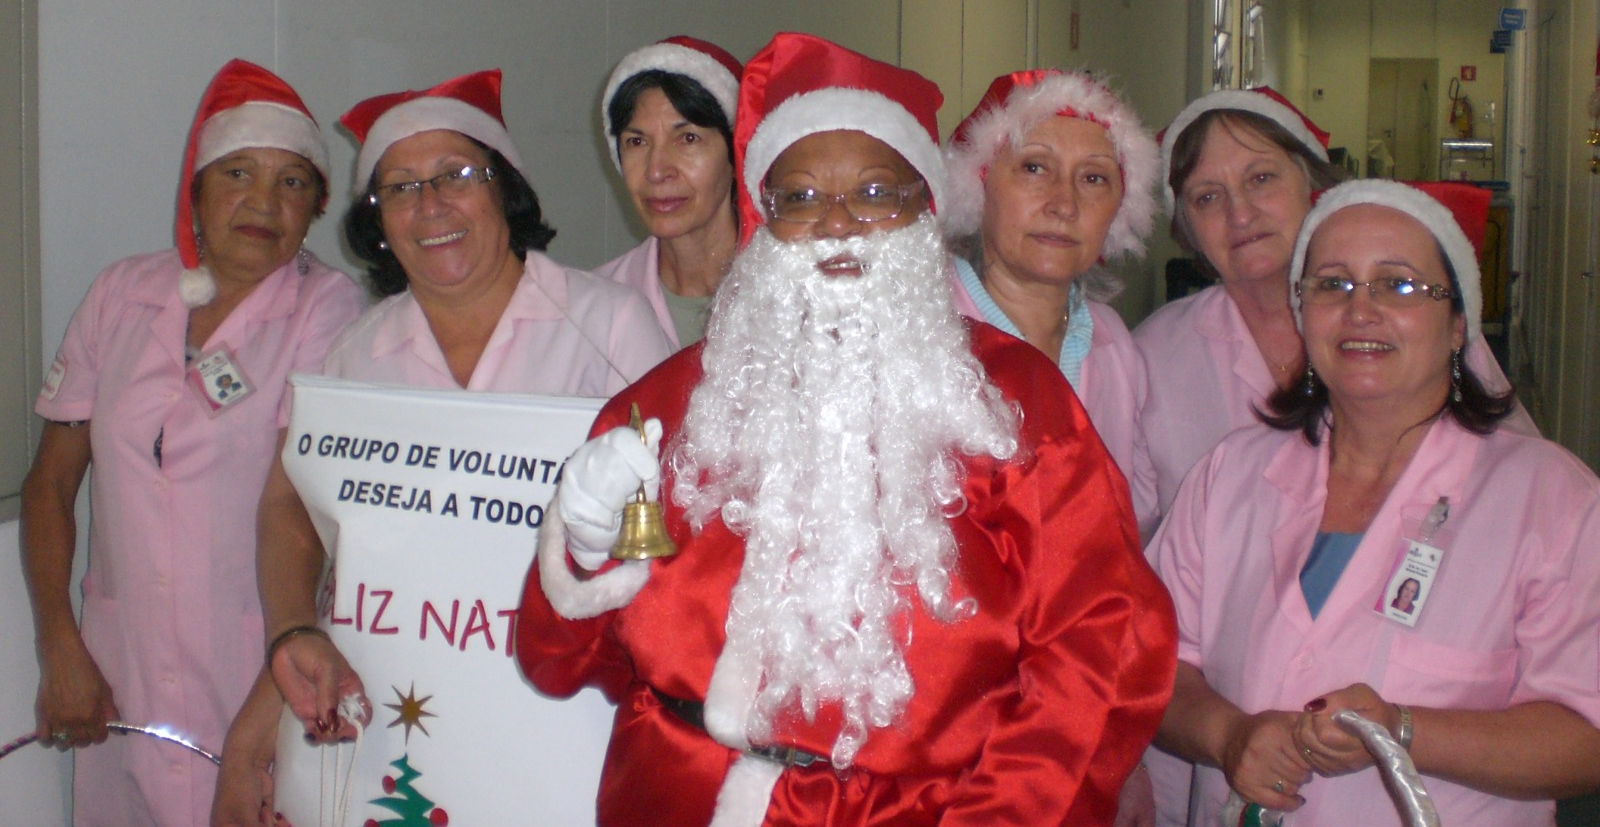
[1366,58,1438,179]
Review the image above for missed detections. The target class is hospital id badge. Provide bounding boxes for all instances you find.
[1375,497,1453,628]
[187,346,253,415]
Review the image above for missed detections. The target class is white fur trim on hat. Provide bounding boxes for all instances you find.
[942,73,1159,260]
[1160,89,1329,210]
[178,266,217,309]
[601,42,740,171]
[742,88,946,216]
[195,101,331,182]
[536,509,652,619]
[352,97,526,194]
[1288,179,1482,341]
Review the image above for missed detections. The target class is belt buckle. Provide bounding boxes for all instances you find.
[779,745,820,768]
[752,743,822,768]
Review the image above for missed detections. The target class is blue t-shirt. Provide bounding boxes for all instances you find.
[1300,531,1363,619]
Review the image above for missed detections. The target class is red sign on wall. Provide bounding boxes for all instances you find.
[1460,65,1477,81]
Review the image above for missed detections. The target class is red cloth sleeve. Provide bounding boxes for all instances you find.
[515,346,704,702]
[936,326,1178,826]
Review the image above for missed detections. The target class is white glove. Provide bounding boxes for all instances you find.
[556,419,663,570]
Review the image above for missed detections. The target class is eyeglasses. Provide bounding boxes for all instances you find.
[369,165,495,210]
[761,180,925,224]
[1296,275,1455,307]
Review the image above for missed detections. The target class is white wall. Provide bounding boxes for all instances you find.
[35,1,910,365]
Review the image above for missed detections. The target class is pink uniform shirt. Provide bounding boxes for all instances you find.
[36,250,363,827]
[320,251,672,393]
[950,277,1159,535]
[592,237,681,351]
[1149,416,1600,827]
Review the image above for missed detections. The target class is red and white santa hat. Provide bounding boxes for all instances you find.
[734,32,945,246]
[176,59,329,306]
[1290,179,1488,340]
[943,69,1160,260]
[1159,86,1330,210]
[600,36,742,171]
[340,68,525,195]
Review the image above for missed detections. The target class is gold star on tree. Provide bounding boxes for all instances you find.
[384,683,436,743]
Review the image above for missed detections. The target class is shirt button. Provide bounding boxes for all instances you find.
[1295,653,1314,669]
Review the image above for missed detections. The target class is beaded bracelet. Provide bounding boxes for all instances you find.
[266,624,330,666]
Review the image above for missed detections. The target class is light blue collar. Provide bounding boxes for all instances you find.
[956,257,1093,389]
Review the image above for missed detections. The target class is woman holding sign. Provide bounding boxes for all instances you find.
[1145,179,1600,826]
[21,60,363,827]
[214,70,671,825]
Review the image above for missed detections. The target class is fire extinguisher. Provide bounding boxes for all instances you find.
[1449,77,1474,139]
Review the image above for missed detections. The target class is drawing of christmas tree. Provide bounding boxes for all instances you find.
[363,754,449,826]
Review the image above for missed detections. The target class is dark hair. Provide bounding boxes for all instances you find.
[345,143,556,298]
[1168,110,1344,279]
[1259,244,1515,443]
[607,69,734,164]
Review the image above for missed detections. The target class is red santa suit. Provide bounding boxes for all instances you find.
[516,321,1177,827]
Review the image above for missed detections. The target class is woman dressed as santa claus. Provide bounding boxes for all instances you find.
[518,32,1176,827]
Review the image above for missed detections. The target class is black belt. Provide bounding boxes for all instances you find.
[651,687,828,768]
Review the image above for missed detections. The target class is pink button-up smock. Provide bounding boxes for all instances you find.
[36,249,363,827]
[1149,415,1600,827]
[320,251,671,393]
[950,277,1159,535]
[592,237,684,351]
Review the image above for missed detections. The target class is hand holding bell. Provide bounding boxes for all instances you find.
[610,404,678,560]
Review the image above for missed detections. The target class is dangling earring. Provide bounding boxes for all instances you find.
[1450,349,1463,403]
[1303,364,1317,397]
[296,246,311,275]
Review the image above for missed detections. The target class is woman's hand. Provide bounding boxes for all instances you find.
[34,631,118,750]
[1112,762,1155,827]
[1294,683,1397,776]
[212,671,284,827]
[1220,710,1313,811]
[268,633,369,743]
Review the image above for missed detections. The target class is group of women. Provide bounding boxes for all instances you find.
[18,29,1600,827]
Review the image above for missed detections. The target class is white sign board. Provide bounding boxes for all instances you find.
[271,375,613,827]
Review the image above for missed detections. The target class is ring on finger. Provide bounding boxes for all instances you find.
[52,731,70,744]
[1273,779,1285,794]
[1303,747,1313,758]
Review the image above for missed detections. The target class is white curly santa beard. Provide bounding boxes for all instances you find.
[671,213,1018,768]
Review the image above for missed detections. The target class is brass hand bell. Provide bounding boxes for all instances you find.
[610,403,679,560]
